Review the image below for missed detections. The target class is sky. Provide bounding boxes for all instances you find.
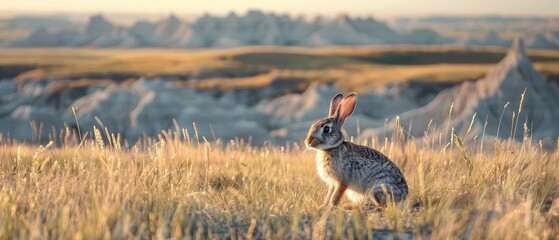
[3,0,559,18]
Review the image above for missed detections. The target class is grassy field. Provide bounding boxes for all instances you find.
[0,122,557,239]
[1,46,559,91]
[0,46,558,238]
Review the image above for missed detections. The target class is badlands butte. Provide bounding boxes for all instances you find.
[0,39,558,147]
[1,11,559,49]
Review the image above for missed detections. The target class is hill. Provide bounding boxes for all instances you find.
[2,12,559,49]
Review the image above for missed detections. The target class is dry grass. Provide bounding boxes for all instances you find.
[0,48,239,79]
[0,29,30,42]
[0,117,557,239]
[1,47,558,89]
[0,46,558,238]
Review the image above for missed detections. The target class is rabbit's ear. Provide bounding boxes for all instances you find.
[329,93,344,116]
[335,93,357,126]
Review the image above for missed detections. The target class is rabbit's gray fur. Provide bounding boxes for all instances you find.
[305,93,408,208]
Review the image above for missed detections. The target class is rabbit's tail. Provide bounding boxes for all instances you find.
[372,184,407,206]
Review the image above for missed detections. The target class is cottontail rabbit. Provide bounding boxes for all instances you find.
[305,93,408,208]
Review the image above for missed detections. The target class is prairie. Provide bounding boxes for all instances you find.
[1,46,559,91]
[0,46,558,239]
[0,123,557,239]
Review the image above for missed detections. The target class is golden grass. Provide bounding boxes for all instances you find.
[0,119,557,239]
[535,61,559,73]
[0,29,30,42]
[2,47,558,88]
[1,46,558,239]
[0,48,239,79]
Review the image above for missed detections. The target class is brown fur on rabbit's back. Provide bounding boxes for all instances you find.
[316,141,408,203]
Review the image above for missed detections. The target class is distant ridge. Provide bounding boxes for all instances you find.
[3,13,559,49]
[8,11,453,48]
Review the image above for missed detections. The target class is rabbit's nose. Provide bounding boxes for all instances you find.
[306,137,320,148]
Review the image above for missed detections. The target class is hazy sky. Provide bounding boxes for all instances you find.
[3,0,559,17]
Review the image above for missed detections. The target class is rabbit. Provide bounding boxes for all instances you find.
[305,93,408,208]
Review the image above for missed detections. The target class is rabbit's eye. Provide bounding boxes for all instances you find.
[323,126,331,133]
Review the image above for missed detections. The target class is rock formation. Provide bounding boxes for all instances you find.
[1,40,558,145]
[10,11,451,48]
[362,39,559,144]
